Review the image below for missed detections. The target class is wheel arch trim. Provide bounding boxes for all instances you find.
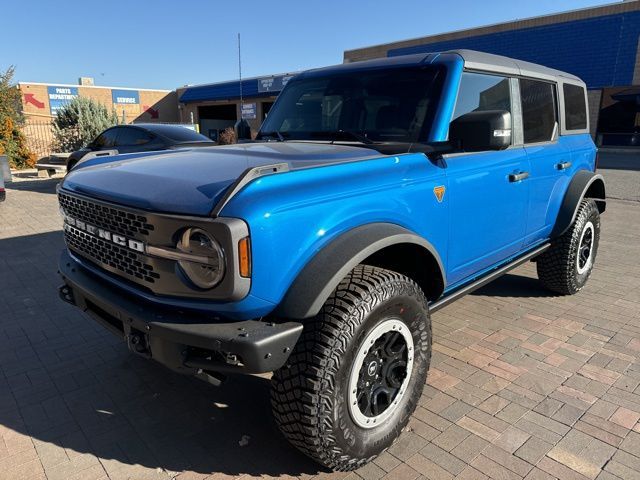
[551,170,606,238]
[274,223,445,319]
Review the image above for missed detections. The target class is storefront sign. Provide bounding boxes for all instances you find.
[112,89,140,104]
[257,75,295,93]
[47,86,78,115]
[241,103,257,119]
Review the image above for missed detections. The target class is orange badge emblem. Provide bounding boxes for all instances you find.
[433,185,445,203]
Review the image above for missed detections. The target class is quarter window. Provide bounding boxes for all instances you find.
[520,79,557,143]
[452,72,511,121]
[563,84,587,130]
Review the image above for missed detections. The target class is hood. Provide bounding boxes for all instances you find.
[61,142,382,216]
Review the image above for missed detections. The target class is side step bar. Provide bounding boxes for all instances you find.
[429,243,550,313]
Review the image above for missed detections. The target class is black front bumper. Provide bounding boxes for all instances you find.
[58,250,302,377]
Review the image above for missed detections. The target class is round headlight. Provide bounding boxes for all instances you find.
[177,228,225,289]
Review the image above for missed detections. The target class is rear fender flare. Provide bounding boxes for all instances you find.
[551,170,606,238]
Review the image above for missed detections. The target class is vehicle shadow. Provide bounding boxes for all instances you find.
[0,231,323,477]
[471,271,553,298]
[5,177,61,194]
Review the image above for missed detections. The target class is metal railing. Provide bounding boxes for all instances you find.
[21,121,61,159]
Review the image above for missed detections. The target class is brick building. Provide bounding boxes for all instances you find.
[344,0,640,146]
[18,80,178,157]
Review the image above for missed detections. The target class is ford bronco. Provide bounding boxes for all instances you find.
[57,50,605,470]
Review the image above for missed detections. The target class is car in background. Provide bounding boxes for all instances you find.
[65,124,215,171]
[0,175,5,202]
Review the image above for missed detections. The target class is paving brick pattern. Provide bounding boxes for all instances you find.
[1,174,640,480]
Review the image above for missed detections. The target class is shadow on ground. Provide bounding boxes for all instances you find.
[6,177,60,194]
[471,272,553,298]
[0,231,322,477]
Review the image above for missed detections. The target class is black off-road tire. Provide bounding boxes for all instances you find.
[270,265,432,471]
[537,198,600,295]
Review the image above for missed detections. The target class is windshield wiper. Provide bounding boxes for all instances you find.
[258,130,285,142]
[309,130,376,144]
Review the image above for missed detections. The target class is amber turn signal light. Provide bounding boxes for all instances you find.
[238,237,251,278]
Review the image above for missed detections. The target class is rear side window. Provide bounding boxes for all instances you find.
[563,84,587,130]
[148,124,210,142]
[92,129,117,148]
[520,79,557,144]
[452,72,511,121]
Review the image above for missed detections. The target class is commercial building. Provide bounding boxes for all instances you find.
[18,79,178,157]
[176,73,297,140]
[19,80,178,124]
[343,0,640,146]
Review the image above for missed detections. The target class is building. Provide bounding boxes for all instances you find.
[18,80,178,157]
[19,81,178,124]
[176,72,297,140]
[343,0,640,146]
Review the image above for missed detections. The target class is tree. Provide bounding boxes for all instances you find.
[0,66,35,169]
[53,96,118,152]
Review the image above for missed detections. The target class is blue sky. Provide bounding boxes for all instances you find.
[5,0,611,90]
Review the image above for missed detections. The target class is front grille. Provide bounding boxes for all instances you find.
[59,191,154,237]
[64,225,160,284]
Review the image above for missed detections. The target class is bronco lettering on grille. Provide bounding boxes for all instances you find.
[62,212,146,253]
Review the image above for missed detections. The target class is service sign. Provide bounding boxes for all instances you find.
[112,89,140,105]
[47,86,78,115]
[257,75,295,93]
[241,103,257,119]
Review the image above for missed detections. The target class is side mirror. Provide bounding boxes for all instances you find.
[234,119,252,141]
[449,110,511,152]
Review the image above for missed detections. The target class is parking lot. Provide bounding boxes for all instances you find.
[0,151,639,480]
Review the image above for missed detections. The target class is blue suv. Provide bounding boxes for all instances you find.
[57,50,605,470]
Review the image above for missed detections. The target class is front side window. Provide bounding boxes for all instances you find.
[521,79,558,143]
[259,67,444,143]
[452,72,511,121]
[563,83,587,130]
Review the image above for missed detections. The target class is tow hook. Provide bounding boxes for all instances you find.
[127,331,151,358]
[58,284,76,306]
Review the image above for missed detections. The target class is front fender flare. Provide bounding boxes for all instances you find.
[551,170,606,238]
[274,223,445,319]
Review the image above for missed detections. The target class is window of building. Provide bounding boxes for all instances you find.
[563,83,587,130]
[452,72,512,121]
[520,79,558,143]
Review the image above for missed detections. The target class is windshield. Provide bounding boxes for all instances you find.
[259,66,444,144]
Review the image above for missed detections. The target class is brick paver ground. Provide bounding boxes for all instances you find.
[1,161,639,480]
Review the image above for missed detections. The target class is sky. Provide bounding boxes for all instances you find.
[4,0,614,90]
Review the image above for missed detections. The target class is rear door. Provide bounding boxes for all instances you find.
[520,79,572,245]
[445,72,531,286]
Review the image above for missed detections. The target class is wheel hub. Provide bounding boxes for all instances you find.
[348,318,414,429]
[577,221,595,275]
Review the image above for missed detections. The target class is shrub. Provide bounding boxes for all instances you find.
[53,96,118,152]
[218,127,237,145]
[0,66,35,169]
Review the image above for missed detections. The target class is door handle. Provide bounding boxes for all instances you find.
[556,161,572,170]
[508,171,529,182]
